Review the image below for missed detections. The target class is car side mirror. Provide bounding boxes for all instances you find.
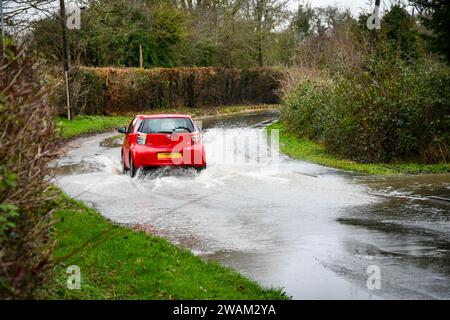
[118,127,127,134]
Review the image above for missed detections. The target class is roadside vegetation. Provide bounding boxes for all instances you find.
[280,58,449,167]
[40,193,287,300]
[0,43,57,299]
[269,122,450,175]
[274,3,449,174]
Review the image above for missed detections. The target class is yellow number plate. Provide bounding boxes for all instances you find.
[157,152,182,159]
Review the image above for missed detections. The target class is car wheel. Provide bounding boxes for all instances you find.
[121,151,127,174]
[129,155,137,178]
[196,165,206,173]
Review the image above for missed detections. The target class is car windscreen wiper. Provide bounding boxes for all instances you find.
[173,126,192,133]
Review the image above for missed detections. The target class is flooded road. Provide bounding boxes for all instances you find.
[55,111,450,299]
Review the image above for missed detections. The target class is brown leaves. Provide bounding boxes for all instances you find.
[64,66,284,115]
[0,42,58,299]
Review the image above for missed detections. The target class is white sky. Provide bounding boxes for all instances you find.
[287,0,386,16]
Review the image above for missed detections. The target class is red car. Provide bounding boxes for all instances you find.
[118,114,206,177]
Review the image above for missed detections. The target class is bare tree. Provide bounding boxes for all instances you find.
[1,0,87,37]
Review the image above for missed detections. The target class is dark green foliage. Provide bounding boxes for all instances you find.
[291,2,315,38]
[62,67,283,115]
[23,0,450,68]
[32,0,187,68]
[411,0,450,63]
[282,59,450,164]
[380,4,419,60]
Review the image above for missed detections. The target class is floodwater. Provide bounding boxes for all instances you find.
[55,110,450,299]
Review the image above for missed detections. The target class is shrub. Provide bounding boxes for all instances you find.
[59,66,284,116]
[282,58,450,164]
[0,42,57,298]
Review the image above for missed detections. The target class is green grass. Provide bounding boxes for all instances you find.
[40,193,287,299]
[57,115,131,139]
[57,105,279,139]
[268,122,450,175]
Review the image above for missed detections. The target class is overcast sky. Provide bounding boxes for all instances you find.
[288,0,382,16]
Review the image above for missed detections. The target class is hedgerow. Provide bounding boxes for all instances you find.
[61,67,284,115]
[282,58,450,164]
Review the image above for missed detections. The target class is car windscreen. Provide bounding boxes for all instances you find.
[138,117,195,134]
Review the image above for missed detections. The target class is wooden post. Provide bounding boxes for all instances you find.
[139,45,143,68]
[59,0,71,120]
[1,0,5,56]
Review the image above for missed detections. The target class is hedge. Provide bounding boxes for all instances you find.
[62,67,284,115]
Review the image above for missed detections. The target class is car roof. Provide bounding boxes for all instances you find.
[137,114,192,119]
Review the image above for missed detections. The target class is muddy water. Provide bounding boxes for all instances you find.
[55,111,450,299]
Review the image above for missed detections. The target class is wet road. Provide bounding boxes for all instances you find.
[55,111,450,299]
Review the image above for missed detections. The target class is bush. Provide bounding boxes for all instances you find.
[60,67,284,115]
[0,42,57,298]
[282,58,450,163]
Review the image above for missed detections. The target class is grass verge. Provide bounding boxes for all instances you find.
[57,115,130,139]
[39,193,287,299]
[268,122,450,175]
[57,105,279,139]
